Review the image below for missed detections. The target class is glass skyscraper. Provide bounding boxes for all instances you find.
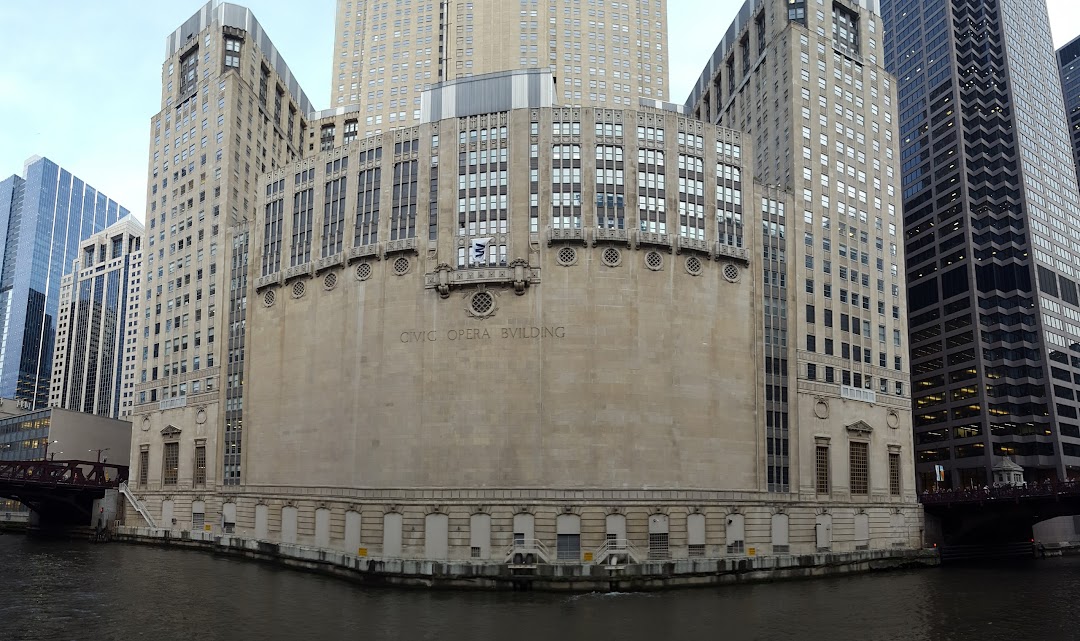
[0,156,126,409]
[1058,34,1080,190]
[883,0,1080,488]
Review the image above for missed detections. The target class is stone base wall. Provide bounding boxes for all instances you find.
[124,489,926,561]
[113,525,939,591]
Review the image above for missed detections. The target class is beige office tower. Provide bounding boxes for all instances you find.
[130,1,313,492]
[330,0,669,135]
[50,216,145,419]
[687,0,912,498]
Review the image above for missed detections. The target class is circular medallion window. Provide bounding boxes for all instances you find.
[263,290,276,307]
[393,256,411,275]
[645,250,664,271]
[601,246,622,267]
[470,290,495,317]
[723,263,740,283]
[356,262,372,281]
[324,272,338,290]
[685,255,703,276]
[292,281,306,298]
[556,246,577,266]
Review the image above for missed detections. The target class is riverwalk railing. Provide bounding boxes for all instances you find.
[920,479,1080,506]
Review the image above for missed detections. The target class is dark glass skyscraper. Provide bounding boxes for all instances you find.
[883,0,1080,488]
[0,157,126,409]
[1058,34,1080,189]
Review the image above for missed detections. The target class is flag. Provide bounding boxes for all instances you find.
[470,238,492,265]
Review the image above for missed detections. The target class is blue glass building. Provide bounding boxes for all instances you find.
[0,157,127,409]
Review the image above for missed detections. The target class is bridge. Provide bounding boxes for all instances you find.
[921,480,1080,558]
[0,460,127,527]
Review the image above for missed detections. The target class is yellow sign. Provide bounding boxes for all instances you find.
[583,552,593,562]
[358,547,368,557]
[204,524,212,531]
[747,547,756,556]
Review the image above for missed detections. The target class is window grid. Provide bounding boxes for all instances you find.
[889,452,901,495]
[815,445,830,494]
[647,533,670,559]
[162,442,179,486]
[850,441,869,495]
[194,445,206,486]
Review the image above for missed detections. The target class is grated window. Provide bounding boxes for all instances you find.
[645,250,663,270]
[471,291,494,316]
[816,445,830,494]
[850,442,869,495]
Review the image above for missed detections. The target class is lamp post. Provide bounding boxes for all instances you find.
[90,448,111,463]
[42,439,58,461]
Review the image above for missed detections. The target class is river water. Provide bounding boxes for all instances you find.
[1,536,1079,641]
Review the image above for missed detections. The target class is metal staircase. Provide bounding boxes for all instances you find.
[592,538,643,566]
[504,538,551,565]
[118,482,156,528]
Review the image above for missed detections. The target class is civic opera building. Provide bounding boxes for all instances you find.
[128,0,921,570]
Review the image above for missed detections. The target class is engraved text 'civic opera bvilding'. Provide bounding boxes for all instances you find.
[399,326,567,343]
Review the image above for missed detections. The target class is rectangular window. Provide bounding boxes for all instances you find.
[889,452,901,495]
[850,442,869,495]
[556,534,581,561]
[138,449,149,487]
[647,533,670,559]
[322,177,348,256]
[194,445,207,486]
[162,442,179,486]
[815,445,829,494]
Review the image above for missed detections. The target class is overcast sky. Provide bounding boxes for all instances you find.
[0,0,1078,219]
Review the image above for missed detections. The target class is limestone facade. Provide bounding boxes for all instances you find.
[128,102,922,560]
[329,0,670,135]
[130,2,313,500]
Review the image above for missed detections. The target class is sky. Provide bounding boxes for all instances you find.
[0,0,1078,220]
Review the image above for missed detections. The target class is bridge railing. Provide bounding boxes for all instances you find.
[921,479,1080,505]
[0,460,128,487]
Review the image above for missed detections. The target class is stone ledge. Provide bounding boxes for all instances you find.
[112,527,938,592]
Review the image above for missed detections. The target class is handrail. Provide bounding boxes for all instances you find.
[118,482,156,528]
[504,538,551,564]
[592,538,642,565]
